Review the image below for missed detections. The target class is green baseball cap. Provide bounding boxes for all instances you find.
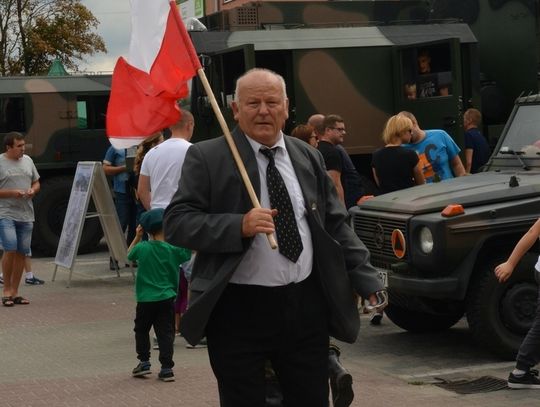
[139,208,164,233]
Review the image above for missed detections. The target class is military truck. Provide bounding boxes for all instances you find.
[190,0,538,177]
[350,93,540,359]
[0,75,112,256]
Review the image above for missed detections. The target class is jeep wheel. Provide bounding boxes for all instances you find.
[32,176,103,256]
[384,293,464,333]
[466,254,538,360]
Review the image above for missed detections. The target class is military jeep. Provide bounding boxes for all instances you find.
[350,93,540,359]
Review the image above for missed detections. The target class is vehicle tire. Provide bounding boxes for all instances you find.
[32,176,103,256]
[466,254,537,360]
[384,292,464,333]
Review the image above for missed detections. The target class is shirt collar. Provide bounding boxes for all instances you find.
[244,131,286,157]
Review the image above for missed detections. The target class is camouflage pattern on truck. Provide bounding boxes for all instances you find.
[190,20,479,177]
[0,75,112,256]
[192,0,538,178]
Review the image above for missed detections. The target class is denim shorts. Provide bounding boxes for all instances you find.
[0,218,33,255]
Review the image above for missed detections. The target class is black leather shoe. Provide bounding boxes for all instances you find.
[328,348,354,407]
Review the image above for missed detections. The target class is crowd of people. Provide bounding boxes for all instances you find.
[3,66,538,407]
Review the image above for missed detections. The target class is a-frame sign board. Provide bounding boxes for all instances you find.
[53,162,132,287]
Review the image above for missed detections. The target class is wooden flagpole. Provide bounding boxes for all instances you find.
[170,1,277,249]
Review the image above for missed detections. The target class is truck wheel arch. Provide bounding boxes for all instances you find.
[453,234,526,300]
[466,252,537,359]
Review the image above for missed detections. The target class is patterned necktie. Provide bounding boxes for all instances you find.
[260,147,303,262]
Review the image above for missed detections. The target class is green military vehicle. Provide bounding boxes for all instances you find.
[351,93,540,358]
[0,75,112,256]
[190,0,538,176]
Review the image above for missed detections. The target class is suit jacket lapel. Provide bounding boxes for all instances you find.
[231,126,261,200]
[285,137,318,212]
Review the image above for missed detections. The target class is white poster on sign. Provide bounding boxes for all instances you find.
[55,162,95,269]
[54,162,130,286]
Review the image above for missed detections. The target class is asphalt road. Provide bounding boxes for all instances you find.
[1,248,539,406]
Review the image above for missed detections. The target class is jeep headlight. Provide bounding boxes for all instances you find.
[419,226,434,254]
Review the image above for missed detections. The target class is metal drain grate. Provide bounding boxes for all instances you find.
[434,376,508,394]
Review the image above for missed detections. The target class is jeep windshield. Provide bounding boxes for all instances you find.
[495,105,540,158]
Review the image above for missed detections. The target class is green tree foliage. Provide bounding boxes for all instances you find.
[0,0,106,76]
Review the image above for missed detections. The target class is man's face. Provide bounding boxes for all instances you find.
[186,120,195,141]
[463,115,472,129]
[409,117,422,143]
[325,121,346,145]
[401,127,413,144]
[6,139,25,159]
[232,72,289,147]
[418,55,431,74]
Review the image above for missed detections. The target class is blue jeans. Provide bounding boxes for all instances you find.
[114,191,137,245]
[0,218,32,255]
[516,282,540,371]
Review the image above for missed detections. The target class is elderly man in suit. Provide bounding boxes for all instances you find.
[164,68,385,407]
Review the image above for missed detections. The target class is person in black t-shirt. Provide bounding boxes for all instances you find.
[309,114,365,209]
[372,115,425,194]
[416,49,450,98]
[317,114,346,204]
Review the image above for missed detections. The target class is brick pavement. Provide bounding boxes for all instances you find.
[1,252,538,406]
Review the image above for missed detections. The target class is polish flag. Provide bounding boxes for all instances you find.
[106,0,201,149]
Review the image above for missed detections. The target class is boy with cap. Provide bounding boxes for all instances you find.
[128,208,191,382]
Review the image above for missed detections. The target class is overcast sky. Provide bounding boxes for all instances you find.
[79,0,131,73]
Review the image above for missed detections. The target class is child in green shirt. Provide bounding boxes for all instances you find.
[128,208,191,382]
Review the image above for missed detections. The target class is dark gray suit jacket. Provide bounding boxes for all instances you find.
[164,127,383,346]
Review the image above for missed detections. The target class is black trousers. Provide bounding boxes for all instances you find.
[206,274,329,407]
[516,282,540,371]
[134,298,175,369]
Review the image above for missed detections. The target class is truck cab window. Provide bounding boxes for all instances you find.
[77,95,108,130]
[0,97,26,132]
[402,44,453,100]
[77,101,88,129]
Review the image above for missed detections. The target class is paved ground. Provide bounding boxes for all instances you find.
[1,248,539,406]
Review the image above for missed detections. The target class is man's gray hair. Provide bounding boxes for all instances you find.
[234,68,287,102]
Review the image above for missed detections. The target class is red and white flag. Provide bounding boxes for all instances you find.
[106,0,201,148]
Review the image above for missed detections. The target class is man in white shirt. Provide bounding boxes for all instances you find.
[137,110,194,210]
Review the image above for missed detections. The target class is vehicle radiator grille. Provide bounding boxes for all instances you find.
[352,214,409,263]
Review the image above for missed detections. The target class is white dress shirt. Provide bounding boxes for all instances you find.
[230,132,314,286]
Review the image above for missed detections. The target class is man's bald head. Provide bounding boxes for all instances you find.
[170,109,195,141]
[308,114,325,137]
